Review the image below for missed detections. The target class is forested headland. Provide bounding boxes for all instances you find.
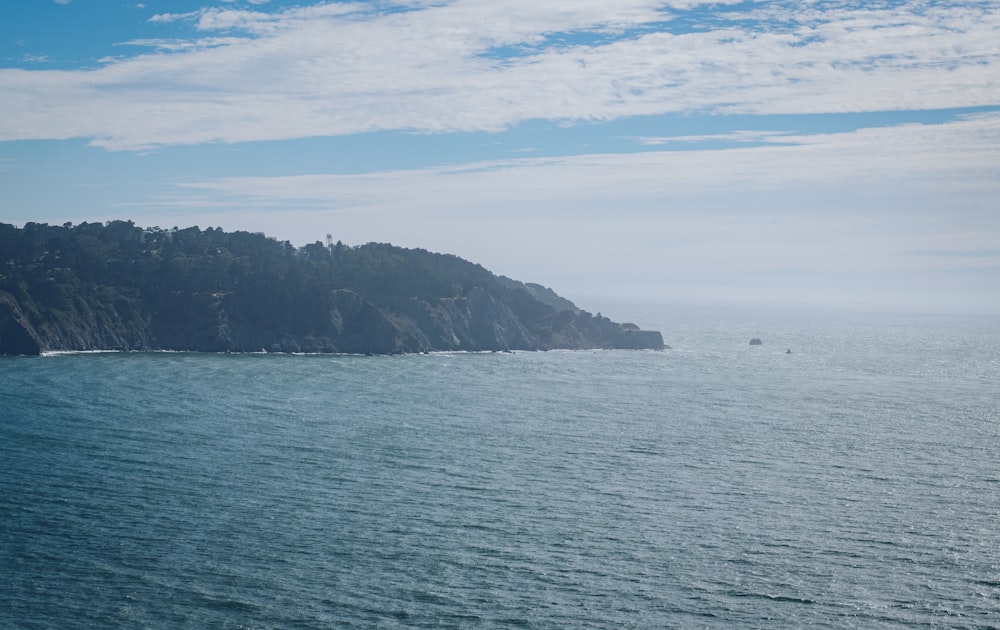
[0,221,663,355]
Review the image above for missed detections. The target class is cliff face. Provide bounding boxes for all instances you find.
[143,287,663,354]
[0,287,664,355]
[0,292,42,356]
[0,221,665,355]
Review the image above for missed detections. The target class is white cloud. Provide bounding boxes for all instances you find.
[1,1,998,149]
[115,37,244,52]
[174,112,1000,208]
[637,131,796,146]
[134,114,998,299]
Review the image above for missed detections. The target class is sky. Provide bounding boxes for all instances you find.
[1,0,999,314]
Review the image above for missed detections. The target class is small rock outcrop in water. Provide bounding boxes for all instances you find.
[749,338,763,345]
[0,221,665,355]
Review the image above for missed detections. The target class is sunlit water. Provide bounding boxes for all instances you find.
[2,305,998,628]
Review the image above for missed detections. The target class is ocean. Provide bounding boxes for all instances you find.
[2,303,998,628]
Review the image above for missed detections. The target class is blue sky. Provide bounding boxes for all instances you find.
[2,0,999,313]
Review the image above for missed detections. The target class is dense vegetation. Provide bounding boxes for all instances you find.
[0,221,663,355]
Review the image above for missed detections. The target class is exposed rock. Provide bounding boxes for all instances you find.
[613,329,666,350]
[325,289,412,354]
[0,292,42,356]
[749,338,763,345]
[495,276,581,313]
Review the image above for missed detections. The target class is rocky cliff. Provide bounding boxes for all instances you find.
[0,221,665,355]
[0,292,42,356]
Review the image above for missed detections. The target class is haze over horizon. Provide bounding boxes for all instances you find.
[2,0,999,314]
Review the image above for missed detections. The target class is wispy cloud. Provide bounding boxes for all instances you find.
[911,248,1000,258]
[1,0,997,149]
[113,37,245,53]
[174,113,1000,207]
[637,130,797,146]
[132,114,997,286]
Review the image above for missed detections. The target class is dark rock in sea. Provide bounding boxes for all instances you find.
[612,328,666,350]
[749,338,763,345]
[0,221,666,355]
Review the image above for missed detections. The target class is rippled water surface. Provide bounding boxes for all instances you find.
[2,306,999,628]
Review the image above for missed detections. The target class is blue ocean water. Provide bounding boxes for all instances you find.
[2,304,998,628]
